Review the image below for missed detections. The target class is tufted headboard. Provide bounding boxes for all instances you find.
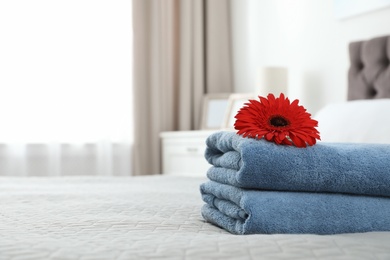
[348,35,390,100]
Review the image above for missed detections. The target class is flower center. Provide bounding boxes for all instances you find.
[269,115,289,127]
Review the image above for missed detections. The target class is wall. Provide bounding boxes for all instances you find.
[231,0,390,114]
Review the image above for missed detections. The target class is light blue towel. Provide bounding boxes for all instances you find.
[205,131,390,197]
[200,181,390,235]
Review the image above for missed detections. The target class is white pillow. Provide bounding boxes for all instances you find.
[315,99,390,144]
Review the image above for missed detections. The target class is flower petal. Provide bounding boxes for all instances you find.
[234,93,320,147]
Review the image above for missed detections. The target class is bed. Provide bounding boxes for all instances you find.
[1,36,390,259]
[1,176,389,260]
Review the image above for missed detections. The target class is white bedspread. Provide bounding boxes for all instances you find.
[0,176,389,260]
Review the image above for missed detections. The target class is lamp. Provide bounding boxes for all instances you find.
[256,67,288,96]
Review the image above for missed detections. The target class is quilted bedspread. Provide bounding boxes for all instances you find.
[0,176,389,260]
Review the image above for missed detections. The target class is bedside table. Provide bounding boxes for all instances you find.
[160,130,217,177]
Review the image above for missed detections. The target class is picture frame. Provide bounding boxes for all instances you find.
[200,93,230,130]
[222,93,256,130]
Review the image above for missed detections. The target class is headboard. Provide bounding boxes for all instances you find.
[348,35,390,100]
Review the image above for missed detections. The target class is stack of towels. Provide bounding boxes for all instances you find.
[200,131,390,235]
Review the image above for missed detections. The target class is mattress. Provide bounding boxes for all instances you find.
[0,176,389,260]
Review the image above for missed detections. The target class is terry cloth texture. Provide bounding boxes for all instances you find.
[205,131,390,197]
[201,131,390,235]
[200,181,390,235]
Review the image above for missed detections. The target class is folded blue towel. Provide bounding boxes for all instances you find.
[200,181,390,235]
[205,131,390,197]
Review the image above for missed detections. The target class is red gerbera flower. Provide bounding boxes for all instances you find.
[234,93,320,148]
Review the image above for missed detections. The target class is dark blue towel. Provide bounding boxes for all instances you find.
[200,181,390,235]
[205,131,390,197]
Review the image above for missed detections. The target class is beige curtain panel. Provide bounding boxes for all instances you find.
[132,0,233,175]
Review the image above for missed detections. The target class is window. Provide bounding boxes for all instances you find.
[0,0,133,143]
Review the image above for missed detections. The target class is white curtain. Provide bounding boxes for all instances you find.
[0,0,133,176]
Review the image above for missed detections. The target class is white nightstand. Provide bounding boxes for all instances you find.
[160,130,217,177]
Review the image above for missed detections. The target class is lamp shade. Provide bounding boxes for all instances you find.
[256,67,288,96]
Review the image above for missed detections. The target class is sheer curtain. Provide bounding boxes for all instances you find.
[0,0,133,176]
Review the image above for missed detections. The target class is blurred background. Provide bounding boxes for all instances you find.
[1,0,390,177]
